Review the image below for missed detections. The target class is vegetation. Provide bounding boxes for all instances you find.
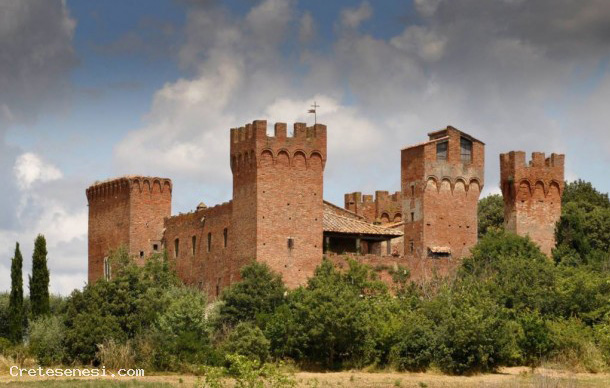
[29,235,50,318]
[9,242,24,343]
[2,179,610,381]
[477,194,504,237]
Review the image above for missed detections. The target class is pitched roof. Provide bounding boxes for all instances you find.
[323,200,365,220]
[323,202,403,237]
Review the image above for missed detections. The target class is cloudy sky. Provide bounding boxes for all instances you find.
[1,0,609,295]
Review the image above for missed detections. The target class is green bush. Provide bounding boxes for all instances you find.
[154,287,212,367]
[516,310,552,368]
[389,312,434,372]
[223,322,270,363]
[548,318,605,372]
[219,262,286,327]
[28,315,65,365]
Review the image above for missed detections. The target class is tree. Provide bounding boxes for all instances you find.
[29,235,50,318]
[478,194,504,237]
[219,262,286,327]
[8,243,24,343]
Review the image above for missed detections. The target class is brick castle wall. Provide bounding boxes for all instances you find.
[86,177,171,283]
[500,151,564,256]
[230,120,327,289]
[344,191,402,224]
[402,126,484,260]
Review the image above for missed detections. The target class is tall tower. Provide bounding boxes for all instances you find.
[402,126,484,260]
[500,151,564,256]
[230,120,327,288]
[86,176,172,282]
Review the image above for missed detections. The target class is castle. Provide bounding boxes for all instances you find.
[86,121,564,296]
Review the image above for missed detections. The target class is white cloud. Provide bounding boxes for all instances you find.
[14,153,63,190]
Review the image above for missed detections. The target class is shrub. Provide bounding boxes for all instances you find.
[219,262,286,327]
[223,322,270,363]
[389,312,434,372]
[548,318,605,372]
[154,287,212,367]
[28,315,65,365]
[516,311,553,368]
[96,338,136,370]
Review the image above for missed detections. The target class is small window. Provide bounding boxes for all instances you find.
[460,137,472,162]
[223,228,228,248]
[103,257,111,280]
[192,236,196,255]
[410,212,415,222]
[287,237,294,249]
[409,240,414,254]
[411,186,415,196]
[152,244,159,252]
[436,141,448,160]
[174,238,179,258]
[207,232,212,252]
[139,251,144,258]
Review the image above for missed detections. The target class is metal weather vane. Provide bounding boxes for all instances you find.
[308,101,320,124]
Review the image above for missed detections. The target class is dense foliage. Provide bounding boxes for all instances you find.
[8,242,24,343]
[29,234,50,318]
[2,179,609,377]
[478,194,504,237]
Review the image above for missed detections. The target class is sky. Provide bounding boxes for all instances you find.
[1,0,610,295]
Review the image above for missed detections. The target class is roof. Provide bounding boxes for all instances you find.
[401,135,449,151]
[323,200,366,220]
[428,126,485,145]
[323,204,403,237]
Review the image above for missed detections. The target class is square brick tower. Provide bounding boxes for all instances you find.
[230,120,327,288]
[86,176,172,282]
[401,126,484,260]
[500,151,564,256]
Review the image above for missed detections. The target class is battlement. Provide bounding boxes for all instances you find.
[230,120,326,155]
[86,176,172,201]
[500,151,564,172]
[345,191,401,206]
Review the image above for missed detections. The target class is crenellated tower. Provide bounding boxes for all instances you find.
[86,176,172,282]
[402,126,484,261]
[344,191,402,224]
[230,120,327,288]
[500,151,564,256]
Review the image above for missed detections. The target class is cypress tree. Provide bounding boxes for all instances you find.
[29,234,50,317]
[8,242,24,343]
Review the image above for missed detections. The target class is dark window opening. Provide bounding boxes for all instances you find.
[139,251,144,258]
[174,238,179,258]
[223,228,228,248]
[410,212,415,222]
[411,186,415,196]
[207,232,212,252]
[460,137,472,162]
[287,237,294,249]
[153,244,159,251]
[436,141,448,160]
[192,235,196,255]
[409,240,414,254]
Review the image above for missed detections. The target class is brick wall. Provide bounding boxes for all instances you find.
[230,120,327,288]
[86,176,171,283]
[402,126,484,260]
[345,191,402,223]
[500,151,564,256]
[163,202,233,298]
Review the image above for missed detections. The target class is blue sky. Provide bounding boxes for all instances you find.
[1,0,610,294]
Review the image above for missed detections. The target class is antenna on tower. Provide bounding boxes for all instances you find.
[308,101,319,124]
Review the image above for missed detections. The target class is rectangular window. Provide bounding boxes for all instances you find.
[192,236,196,255]
[207,232,212,252]
[409,240,414,254]
[436,141,448,160]
[223,228,228,248]
[174,238,179,258]
[411,186,415,196]
[460,137,472,162]
[287,237,294,249]
[139,251,144,258]
[152,244,159,252]
[410,212,415,222]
